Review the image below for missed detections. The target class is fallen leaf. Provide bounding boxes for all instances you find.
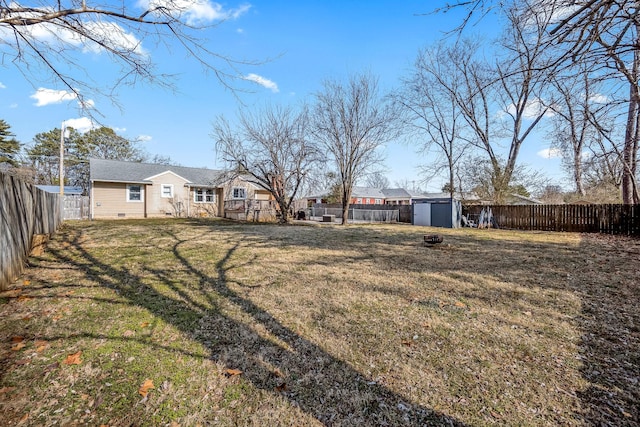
[34,340,48,347]
[140,322,150,328]
[15,359,30,366]
[0,387,16,394]
[19,413,29,423]
[63,351,82,365]
[11,342,26,351]
[225,368,242,376]
[170,422,180,427]
[17,295,32,302]
[454,301,467,308]
[21,315,32,321]
[275,383,287,392]
[22,280,31,286]
[122,330,135,337]
[139,379,154,397]
[401,340,413,346]
[52,315,63,322]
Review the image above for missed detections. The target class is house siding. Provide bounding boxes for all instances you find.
[92,182,146,219]
[146,172,190,217]
[186,187,223,218]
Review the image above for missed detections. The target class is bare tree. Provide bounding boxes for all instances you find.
[213,104,319,224]
[439,0,640,203]
[363,171,390,189]
[395,41,473,198]
[311,73,398,225]
[436,7,553,203]
[546,63,619,197]
[0,1,255,107]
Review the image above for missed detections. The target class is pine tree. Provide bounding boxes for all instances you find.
[0,119,21,167]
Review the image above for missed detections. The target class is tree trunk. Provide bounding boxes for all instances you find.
[341,192,349,225]
[622,31,640,205]
[574,149,586,196]
[622,78,639,205]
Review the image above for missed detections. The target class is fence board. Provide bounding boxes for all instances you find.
[464,204,640,236]
[1,172,62,289]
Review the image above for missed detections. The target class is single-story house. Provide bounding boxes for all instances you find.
[461,192,543,205]
[89,158,273,220]
[306,186,429,205]
[382,188,429,205]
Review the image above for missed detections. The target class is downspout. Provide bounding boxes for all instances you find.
[185,184,191,218]
[90,179,94,220]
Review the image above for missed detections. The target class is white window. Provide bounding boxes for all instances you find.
[194,188,215,203]
[127,185,143,202]
[232,187,246,199]
[356,198,362,204]
[161,184,173,198]
[375,198,382,204]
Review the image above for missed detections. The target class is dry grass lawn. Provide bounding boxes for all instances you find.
[0,218,638,426]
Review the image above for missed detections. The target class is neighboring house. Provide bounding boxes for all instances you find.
[382,188,430,205]
[89,158,273,220]
[461,192,543,205]
[306,186,428,205]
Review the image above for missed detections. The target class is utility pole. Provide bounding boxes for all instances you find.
[59,123,65,220]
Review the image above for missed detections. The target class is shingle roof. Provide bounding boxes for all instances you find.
[381,188,410,198]
[89,158,226,187]
[351,186,386,198]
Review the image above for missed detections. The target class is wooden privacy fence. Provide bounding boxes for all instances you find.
[64,195,90,220]
[0,172,62,289]
[464,204,640,236]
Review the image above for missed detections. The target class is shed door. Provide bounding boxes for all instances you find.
[414,203,431,226]
[431,203,453,228]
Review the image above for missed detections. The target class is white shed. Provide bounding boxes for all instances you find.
[412,194,461,228]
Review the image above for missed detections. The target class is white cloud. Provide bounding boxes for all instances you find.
[244,73,279,93]
[63,117,96,133]
[0,9,146,58]
[137,134,153,142]
[505,98,555,120]
[138,1,251,25]
[537,148,562,159]
[588,93,610,104]
[80,22,147,57]
[0,82,5,89]
[10,103,18,109]
[31,88,77,106]
[78,99,96,109]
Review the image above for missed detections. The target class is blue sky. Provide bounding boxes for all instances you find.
[0,0,565,191]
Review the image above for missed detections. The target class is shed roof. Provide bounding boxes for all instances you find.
[89,158,226,187]
[36,185,84,195]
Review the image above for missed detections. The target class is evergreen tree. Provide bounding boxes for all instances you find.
[0,119,21,167]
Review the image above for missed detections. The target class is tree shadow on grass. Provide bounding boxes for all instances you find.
[45,225,466,426]
[185,221,640,426]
